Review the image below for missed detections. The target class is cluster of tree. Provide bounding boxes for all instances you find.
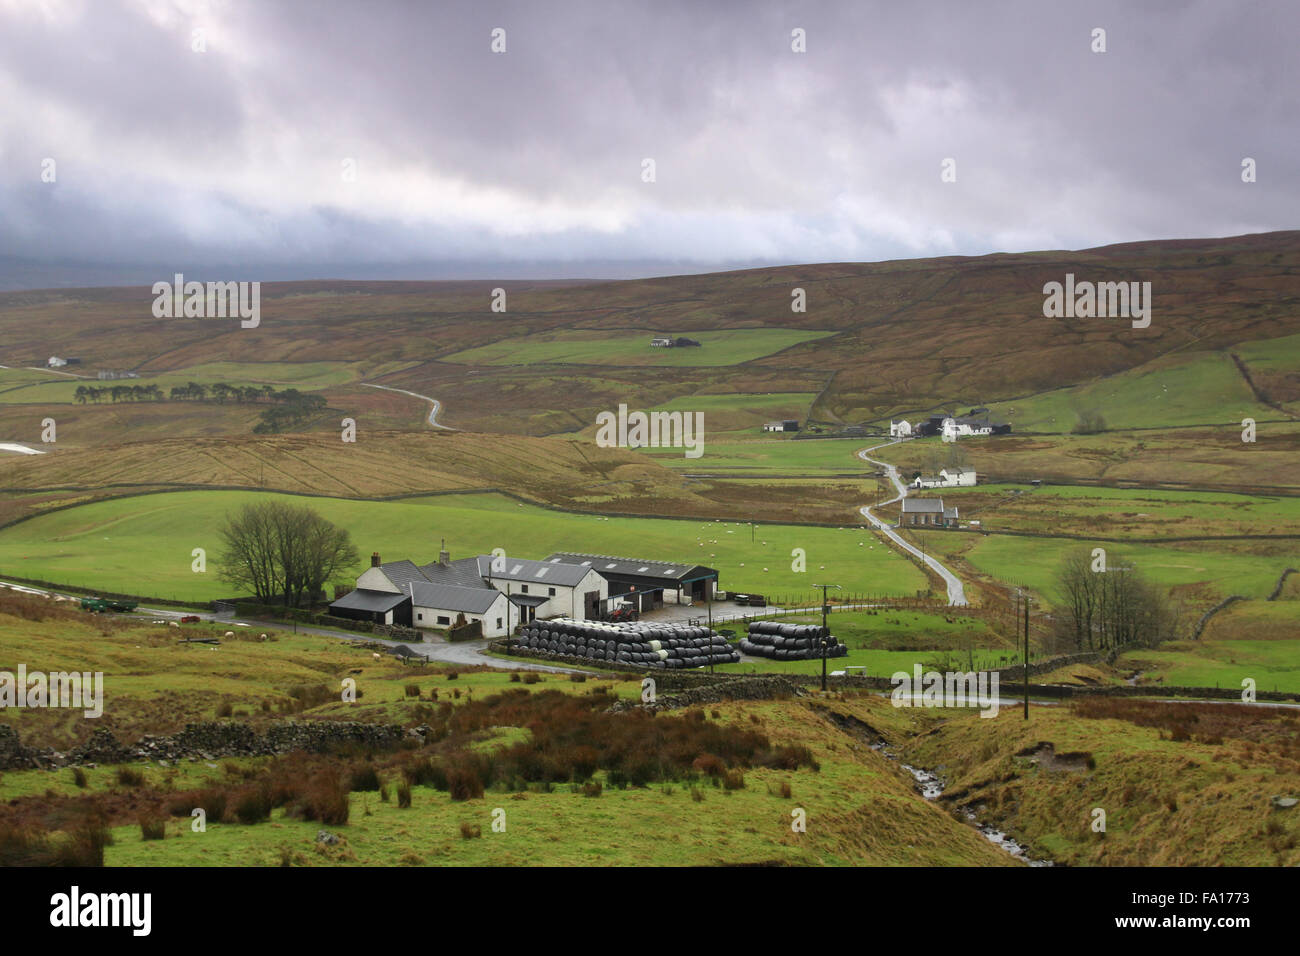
[1054,550,1180,651]
[75,381,315,406]
[218,501,358,608]
[73,384,163,403]
[252,392,328,433]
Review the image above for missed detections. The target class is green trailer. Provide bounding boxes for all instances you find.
[80,597,138,613]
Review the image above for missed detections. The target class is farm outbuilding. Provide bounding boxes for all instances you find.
[328,588,412,626]
[545,552,718,610]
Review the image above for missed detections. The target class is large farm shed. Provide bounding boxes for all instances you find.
[544,552,718,611]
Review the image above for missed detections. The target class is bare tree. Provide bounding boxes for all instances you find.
[1054,549,1174,651]
[219,501,358,607]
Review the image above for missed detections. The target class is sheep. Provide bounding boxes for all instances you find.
[168,621,179,628]
[259,633,268,641]
[372,652,382,661]
[224,631,235,639]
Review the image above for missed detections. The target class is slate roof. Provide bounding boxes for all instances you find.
[407,581,503,614]
[377,560,430,590]
[901,498,945,513]
[546,552,716,583]
[476,555,594,587]
[418,557,489,588]
[330,589,409,613]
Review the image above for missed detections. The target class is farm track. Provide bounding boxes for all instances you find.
[360,382,454,429]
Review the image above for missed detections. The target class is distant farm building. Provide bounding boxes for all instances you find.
[917,411,1010,439]
[900,497,960,528]
[650,335,701,348]
[890,419,912,438]
[762,420,800,433]
[912,467,976,489]
[545,552,719,613]
[47,356,67,368]
[97,370,140,380]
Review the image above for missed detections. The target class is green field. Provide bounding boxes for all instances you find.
[936,533,1289,604]
[444,328,836,367]
[983,350,1276,433]
[1116,639,1300,695]
[0,490,928,603]
[641,437,872,474]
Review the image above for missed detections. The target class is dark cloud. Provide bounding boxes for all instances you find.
[0,0,1294,287]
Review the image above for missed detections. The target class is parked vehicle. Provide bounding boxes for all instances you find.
[179,615,201,624]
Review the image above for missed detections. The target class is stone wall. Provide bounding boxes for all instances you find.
[0,720,412,771]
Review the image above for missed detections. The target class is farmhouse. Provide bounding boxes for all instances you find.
[328,546,609,637]
[890,419,912,438]
[650,336,674,348]
[900,498,960,528]
[408,581,510,635]
[478,554,609,622]
[545,552,719,612]
[916,411,1010,439]
[912,467,976,489]
[762,419,800,433]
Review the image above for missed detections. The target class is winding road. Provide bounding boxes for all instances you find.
[857,438,968,606]
[360,382,454,430]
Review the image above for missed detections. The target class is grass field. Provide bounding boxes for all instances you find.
[983,349,1277,433]
[1116,639,1300,694]
[443,328,836,367]
[0,490,929,603]
[641,437,872,474]
[925,533,1291,606]
[904,698,1300,866]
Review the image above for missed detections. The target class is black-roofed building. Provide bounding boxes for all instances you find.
[544,552,718,612]
[328,587,412,626]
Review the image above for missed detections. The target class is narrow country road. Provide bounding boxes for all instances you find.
[360,382,455,430]
[0,579,575,673]
[857,438,968,606]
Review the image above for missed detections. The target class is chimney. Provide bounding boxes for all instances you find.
[439,538,450,567]
[371,552,381,568]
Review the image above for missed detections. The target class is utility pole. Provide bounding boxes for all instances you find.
[812,583,841,692]
[707,573,715,673]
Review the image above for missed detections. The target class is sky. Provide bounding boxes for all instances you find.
[0,0,1295,287]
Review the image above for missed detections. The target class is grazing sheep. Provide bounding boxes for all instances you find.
[259,633,268,640]
[224,631,235,639]
[168,621,179,628]
[372,652,382,661]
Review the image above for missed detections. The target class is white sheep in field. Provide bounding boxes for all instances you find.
[168,621,179,628]
[224,631,235,639]
[259,633,268,641]
[372,653,382,661]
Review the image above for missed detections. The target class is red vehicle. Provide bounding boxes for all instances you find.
[179,615,201,624]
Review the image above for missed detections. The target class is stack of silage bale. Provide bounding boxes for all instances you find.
[514,618,740,668]
[738,620,848,661]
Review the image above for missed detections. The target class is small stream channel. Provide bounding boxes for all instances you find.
[872,742,1052,866]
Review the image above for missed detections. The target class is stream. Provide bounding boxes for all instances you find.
[872,742,1052,866]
